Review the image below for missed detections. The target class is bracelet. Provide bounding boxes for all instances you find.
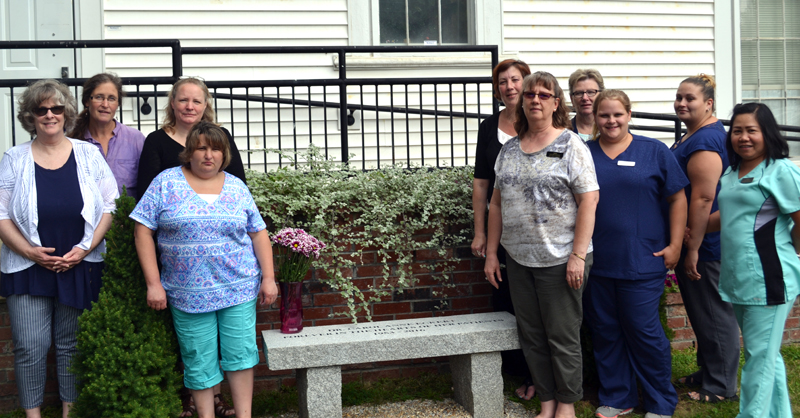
[571,252,585,262]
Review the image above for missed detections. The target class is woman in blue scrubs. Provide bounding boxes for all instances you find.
[707,103,800,418]
[584,90,688,418]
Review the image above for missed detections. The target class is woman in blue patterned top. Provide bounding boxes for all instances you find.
[131,121,277,418]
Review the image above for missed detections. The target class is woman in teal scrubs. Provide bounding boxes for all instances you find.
[707,102,800,418]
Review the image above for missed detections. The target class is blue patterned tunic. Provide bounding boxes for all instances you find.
[130,167,266,313]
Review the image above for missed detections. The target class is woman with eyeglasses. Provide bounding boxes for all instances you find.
[585,90,686,418]
[136,77,245,417]
[567,69,605,141]
[472,59,535,400]
[485,71,599,418]
[137,77,246,201]
[0,79,118,418]
[68,73,145,197]
[671,74,740,404]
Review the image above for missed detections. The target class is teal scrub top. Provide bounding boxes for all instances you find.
[718,158,800,305]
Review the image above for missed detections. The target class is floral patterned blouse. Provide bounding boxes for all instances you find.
[130,167,266,313]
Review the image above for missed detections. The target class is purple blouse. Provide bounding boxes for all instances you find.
[83,121,145,198]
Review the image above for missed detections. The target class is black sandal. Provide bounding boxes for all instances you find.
[674,373,702,388]
[514,378,535,401]
[687,388,739,404]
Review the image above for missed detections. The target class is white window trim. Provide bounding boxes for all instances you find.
[74,0,105,77]
[347,0,502,68]
[714,0,739,120]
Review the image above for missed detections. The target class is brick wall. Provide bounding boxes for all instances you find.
[666,292,800,350]
[0,239,799,411]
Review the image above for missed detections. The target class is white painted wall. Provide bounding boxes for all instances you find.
[93,0,734,168]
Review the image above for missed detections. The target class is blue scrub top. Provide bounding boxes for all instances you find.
[589,135,689,279]
[670,121,728,261]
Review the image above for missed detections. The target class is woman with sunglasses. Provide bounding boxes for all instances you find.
[485,71,599,418]
[137,77,246,201]
[472,59,535,400]
[0,79,118,418]
[136,77,245,416]
[68,73,145,197]
[568,69,605,141]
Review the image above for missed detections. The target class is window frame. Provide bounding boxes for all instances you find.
[375,0,474,46]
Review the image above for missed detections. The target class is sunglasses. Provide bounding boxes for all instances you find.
[523,92,555,101]
[33,106,65,117]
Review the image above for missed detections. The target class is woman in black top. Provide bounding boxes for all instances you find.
[137,77,246,201]
[472,59,534,400]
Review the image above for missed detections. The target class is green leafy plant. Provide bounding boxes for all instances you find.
[248,146,474,321]
[71,191,182,417]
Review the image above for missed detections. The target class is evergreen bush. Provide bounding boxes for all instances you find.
[72,191,181,417]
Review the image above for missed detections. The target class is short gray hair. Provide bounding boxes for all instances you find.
[17,79,78,136]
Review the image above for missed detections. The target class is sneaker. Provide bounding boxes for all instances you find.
[644,414,672,418]
[596,406,634,418]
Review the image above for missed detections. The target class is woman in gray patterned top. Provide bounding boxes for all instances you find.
[484,71,599,418]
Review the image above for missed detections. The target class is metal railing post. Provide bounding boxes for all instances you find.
[338,49,348,163]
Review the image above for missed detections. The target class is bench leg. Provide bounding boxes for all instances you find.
[450,352,503,418]
[297,366,342,418]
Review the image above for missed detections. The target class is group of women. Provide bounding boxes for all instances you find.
[0,74,273,418]
[477,60,800,418]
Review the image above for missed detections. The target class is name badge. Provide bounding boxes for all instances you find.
[617,160,635,167]
[546,151,564,159]
[741,177,754,184]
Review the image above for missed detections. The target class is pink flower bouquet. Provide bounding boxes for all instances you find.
[271,227,326,282]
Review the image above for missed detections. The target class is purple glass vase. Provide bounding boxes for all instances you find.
[279,282,304,334]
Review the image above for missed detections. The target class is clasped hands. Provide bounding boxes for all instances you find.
[28,246,88,273]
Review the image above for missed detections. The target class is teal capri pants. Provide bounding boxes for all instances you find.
[171,299,259,390]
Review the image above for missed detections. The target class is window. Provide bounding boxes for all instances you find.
[740,0,800,127]
[378,0,471,45]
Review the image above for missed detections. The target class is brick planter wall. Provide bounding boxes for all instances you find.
[665,292,800,350]
[0,236,799,410]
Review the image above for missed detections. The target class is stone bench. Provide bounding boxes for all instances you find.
[262,311,521,418]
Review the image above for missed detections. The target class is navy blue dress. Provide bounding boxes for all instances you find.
[0,151,103,310]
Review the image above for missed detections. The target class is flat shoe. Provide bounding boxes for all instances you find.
[687,388,739,403]
[514,378,535,401]
[673,372,702,388]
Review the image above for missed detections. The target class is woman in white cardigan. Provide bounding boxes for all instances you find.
[0,79,117,418]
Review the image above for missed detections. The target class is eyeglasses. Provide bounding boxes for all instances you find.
[90,95,118,104]
[571,89,600,98]
[33,106,65,117]
[523,92,554,101]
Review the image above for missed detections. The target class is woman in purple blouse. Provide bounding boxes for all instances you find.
[131,121,277,418]
[69,73,145,197]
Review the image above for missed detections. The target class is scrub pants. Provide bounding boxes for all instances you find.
[584,275,677,416]
[675,257,740,397]
[733,302,793,418]
[506,254,592,404]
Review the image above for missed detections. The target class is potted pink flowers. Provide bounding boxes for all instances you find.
[271,227,325,333]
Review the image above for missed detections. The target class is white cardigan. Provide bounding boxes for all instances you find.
[0,138,118,273]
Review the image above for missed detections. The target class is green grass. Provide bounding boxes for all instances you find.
[506,344,800,418]
[3,345,799,417]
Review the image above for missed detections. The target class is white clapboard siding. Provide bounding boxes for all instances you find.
[504,0,716,142]
[103,0,348,80]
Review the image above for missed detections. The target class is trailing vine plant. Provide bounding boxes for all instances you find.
[247,146,474,321]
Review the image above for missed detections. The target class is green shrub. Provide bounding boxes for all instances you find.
[71,191,181,417]
[248,146,474,321]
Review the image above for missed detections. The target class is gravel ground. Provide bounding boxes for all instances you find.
[261,397,536,417]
